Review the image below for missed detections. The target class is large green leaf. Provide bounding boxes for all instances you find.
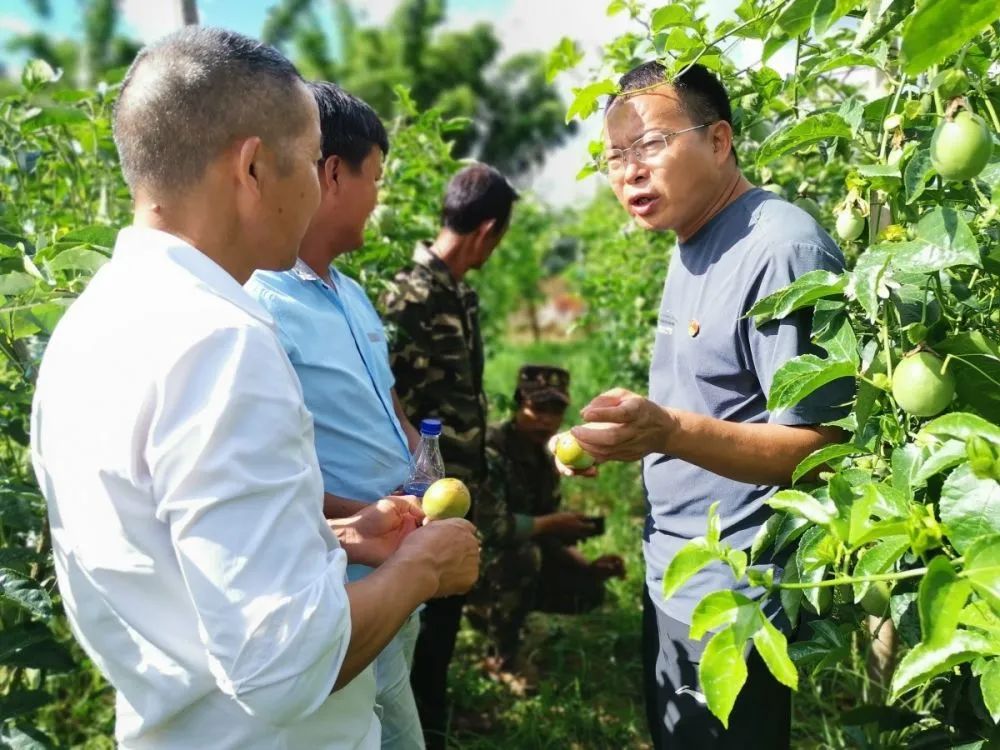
[0,690,52,723]
[0,724,58,750]
[919,556,971,646]
[746,270,846,325]
[776,0,819,37]
[756,113,852,167]
[0,569,52,620]
[811,0,856,37]
[0,273,37,296]
[981,658,1000,724]
[0,623,53,663]
[767,354,856,412]
[963,535,1000,613]
[663,538,717,601]
[700,625,749,728]
[848,246,892,322]
[920,412,1000,446]
[791,443,857,485]
[935,334,1000,423]
[904,148,934,204]
[752,618,798,689]
[900,0,1000,75]
[940,464,1000,553]
[853,536,910,602]
[913,440,968,485]
[651,4,694,31]
[750,512,782,563]
[566,79,617,123]
[890,631,1000,699]
[689,590,759,641]
[767,489,836,526]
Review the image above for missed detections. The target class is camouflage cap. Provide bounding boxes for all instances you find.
[516,364,570,407]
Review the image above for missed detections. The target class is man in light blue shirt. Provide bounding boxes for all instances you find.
[246,82,423,750]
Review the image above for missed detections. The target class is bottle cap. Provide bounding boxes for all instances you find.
[419,418,442,436]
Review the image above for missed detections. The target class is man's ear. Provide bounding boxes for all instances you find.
[477,218,497,241]
[711,121,734,165]
[236,136,263,198]
[323,154,343,194]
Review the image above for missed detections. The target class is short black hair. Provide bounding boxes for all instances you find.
[114,27,308,194]
[309,81,389,172]
[442,163,519,235]
[608,61,737,164]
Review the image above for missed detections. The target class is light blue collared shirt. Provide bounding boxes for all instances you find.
[246,260,411,509]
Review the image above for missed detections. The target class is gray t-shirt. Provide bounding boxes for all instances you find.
[644,187,851,624]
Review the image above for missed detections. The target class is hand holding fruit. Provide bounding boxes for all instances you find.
[573,388,678,463]
[536,511,599,541]
[330,495,424,567]
[396,518,480,598]
[590,554,626,580]
[549,432,599,477]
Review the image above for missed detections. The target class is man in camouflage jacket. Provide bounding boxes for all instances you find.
[382,163,518,750]
[468,365,625,675]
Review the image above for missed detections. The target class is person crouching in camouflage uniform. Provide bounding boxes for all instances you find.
[382,163,518,750]
[468,365,626,679]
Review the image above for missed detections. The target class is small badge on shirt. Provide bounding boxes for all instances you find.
[688,319,700,338]
[367,331,383,343]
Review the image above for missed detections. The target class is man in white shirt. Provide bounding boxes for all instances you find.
[30,27,479,750]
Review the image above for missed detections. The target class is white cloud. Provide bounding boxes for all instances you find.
[120,0,191,43]
[0,15,33,35]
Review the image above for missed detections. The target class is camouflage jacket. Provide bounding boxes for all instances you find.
[382,242,488,486]
[475,419,562,553]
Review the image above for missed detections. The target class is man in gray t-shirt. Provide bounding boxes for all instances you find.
[567,62,850,749]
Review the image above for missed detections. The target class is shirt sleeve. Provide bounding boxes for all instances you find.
[382,276,434,422]
[146,322,351,727]
[742,241,854,426]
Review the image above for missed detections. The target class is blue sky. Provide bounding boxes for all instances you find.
[0,0,509,61]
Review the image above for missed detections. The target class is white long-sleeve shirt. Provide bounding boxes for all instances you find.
[30,227,379,749]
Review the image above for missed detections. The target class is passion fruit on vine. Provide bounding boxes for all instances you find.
[930,110,993,182]
[891,351,956,418]
[835,208,865,241]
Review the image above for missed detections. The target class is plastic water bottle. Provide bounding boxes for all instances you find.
[404,418,445,497]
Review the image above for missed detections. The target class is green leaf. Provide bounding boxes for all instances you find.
[21,106,88,133]
[792,443,857,485]
[776,0,820,37]
[756,113,852,167]
[767,354,856,412]
[0,623,52,663]
[904,148,935,204]
[566,79,617,123]
[768,489,836,526]
[3,640,74,672]
[940,464,1000,553]
[0,724,58,750]
[900,0,1000,76]
[751,513,783,562]
[779,553,803,628]
[700,625,749,728]
[980,659,1000,723]
[961,601,1000,635]
[651,5,693,31]
[663,538,717,601]
[920,412,1000,446]
[811,0,856,37]
[0,569,52,620]
[813,309,858,365]
[0,273,37,296]
[46,247,109,274]
[774,512,810,554]
[545,37,583,83]
[919,556,971,646]
[914,440,968,485]
[746,270,847,325]
[606,0,627,15]
[689,590,758,640]
[849,247,892,322]
[891,630,1000,699]
[753,618,798,689]
[853,536,910,602]
[911,207,980,267]
[935,334,1000,423]
[963,535,1000,613]
[0,689,52,722]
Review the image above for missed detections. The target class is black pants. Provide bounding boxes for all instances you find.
[642,586,792,750]
[409,594,465,750]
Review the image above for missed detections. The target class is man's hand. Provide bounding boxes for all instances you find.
[394,518,481,598]
[572,388,678,463]
[546,434,599,478]
[590,554,626,580]
[535,511,599,542]
[330,496,424,567]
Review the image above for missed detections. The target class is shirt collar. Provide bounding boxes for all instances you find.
[412,241,459,291]
[290,257,339,289]
[113,226,274,327]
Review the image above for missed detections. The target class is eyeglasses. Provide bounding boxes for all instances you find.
[598,123,713,176]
